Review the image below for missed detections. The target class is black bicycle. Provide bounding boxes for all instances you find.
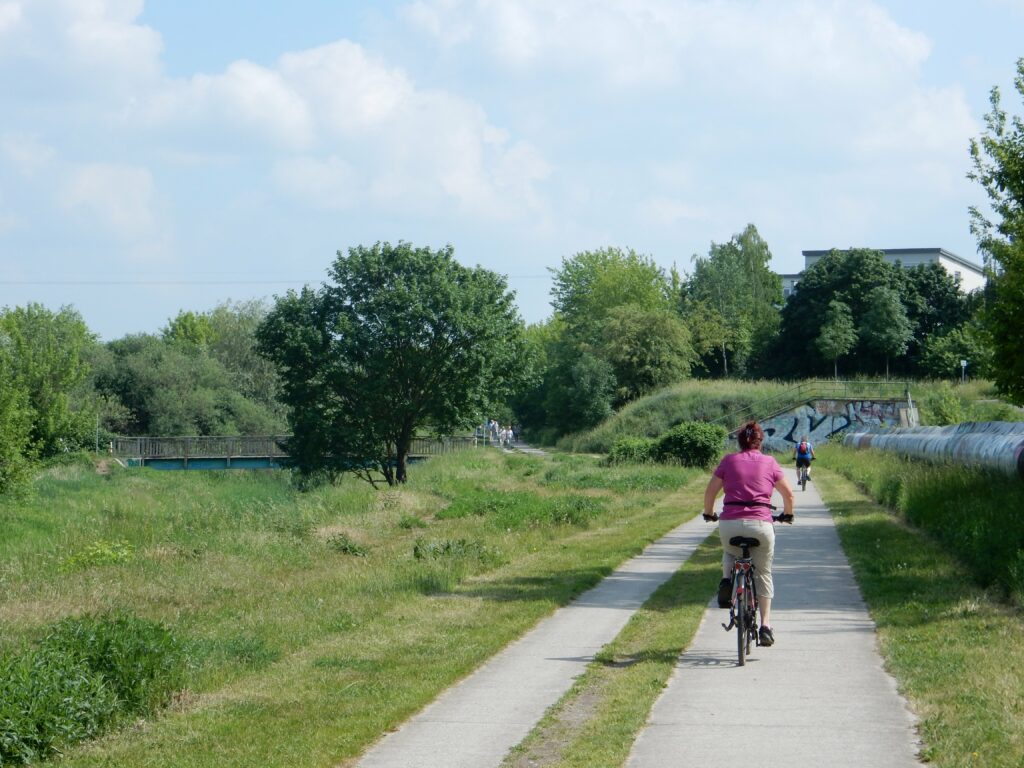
[703,511,793,666]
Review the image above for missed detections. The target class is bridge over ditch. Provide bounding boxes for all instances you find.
[110,435,485,470]
[713,380,917,451]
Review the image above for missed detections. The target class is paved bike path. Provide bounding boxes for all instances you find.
[626,471,921,767]
[353,512,712,768]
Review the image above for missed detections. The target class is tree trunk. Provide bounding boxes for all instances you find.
[721,342,729,377]
[396,448,408,484]
[885,356,890,381]
[834,358,839,380]
[395,424,414,484]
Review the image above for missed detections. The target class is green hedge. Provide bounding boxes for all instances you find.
[606,436,657,465]
[818,445,1024,603]
[0,614,186,764]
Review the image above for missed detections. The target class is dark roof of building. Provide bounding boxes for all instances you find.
[800,247,983,273]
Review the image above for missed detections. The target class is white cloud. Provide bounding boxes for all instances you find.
[58,163,157,241]
[140,37,550,218]
[0,0,162,87]
[639,196,713,226]
[402,0,932,92]
[273,155,360,211]
[0,2,22,35]
[0,134,55,177]
[144,60,314,150]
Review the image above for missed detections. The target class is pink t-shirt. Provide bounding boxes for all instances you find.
[713,449,783,521]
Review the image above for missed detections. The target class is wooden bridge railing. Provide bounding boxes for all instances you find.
[110,435,486,459]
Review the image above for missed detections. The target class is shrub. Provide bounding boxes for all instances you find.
[606,436,656,465]
[0,614,186,764]
[655,422,727,468]
[40,614,186,713]
[326,532,368,556]
[59,539,135,572]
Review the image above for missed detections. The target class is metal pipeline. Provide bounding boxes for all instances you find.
[842,421,1024,478]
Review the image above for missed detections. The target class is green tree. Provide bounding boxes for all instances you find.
[549,247,671,343]
[0,336,33,493]
[918,323,994,380]
[0,304,97,456]
[860,286,914,379]
[162,310,217,348]
[773,249,899,377]
[816,300,858,379]
[204,300,285,421]
[257,242,529,485]
[686,224,781,376]
[93,333,284,436]
[968,57,1024,404]
[542,351,616,434]
[599,305,694,403]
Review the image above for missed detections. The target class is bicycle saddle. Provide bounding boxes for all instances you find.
[729,536,761,548]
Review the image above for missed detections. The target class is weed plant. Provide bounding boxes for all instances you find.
[0,613,185,764]
[817,444,1024,602]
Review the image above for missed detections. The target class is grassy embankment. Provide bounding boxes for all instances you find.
[815,445,1024,767]
[0,451,708,767]
[558,377,1021,454]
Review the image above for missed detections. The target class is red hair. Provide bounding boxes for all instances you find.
[737,421,764,450]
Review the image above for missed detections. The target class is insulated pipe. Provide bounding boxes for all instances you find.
[842,421,1024,478]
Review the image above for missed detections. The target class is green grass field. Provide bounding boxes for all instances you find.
[0,452,703,767]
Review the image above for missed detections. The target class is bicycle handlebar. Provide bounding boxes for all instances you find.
[702,512,794,524]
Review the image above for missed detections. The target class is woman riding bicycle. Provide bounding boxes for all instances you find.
[702,421,794,647]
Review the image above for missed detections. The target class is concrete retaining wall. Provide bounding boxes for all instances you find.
[759,399,905,452]
[842,421,1024,478]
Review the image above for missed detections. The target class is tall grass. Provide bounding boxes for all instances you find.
[816,444,1024,602]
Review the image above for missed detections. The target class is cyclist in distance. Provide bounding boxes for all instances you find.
[702,421,794,647]
[793,434,815,481]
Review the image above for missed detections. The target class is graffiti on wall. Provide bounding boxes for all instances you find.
[759,400,904,452]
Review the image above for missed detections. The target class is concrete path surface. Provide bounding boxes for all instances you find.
[353,512,712,768]
[626,470,921,767]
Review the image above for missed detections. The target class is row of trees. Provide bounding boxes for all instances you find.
[2,60,1022,492]
[509,234,986,440]
[0,301,286,493]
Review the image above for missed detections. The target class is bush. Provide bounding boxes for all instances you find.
[655,422,727,468]
[325,532,368,556]
[606,436,656,465]
[40,614,186,714]
[0,614,186,764]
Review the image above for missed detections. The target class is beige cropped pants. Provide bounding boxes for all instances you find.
[718,518,775,599]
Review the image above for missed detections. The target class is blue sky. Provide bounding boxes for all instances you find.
[1,0,1022,340]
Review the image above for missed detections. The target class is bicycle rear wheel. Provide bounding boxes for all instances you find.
[735,579,747,666]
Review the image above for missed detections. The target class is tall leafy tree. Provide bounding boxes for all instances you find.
[968,57,1024,404]
[599,305,694,403]
[773,249,899,377]
[685,224,781,376]
[816,300,857,379]
[0,304,97,456]
[0,336,32,493]
[93,332,284,436]
[549,247,671,343]
[257,242,529,485]
[860,286,914,379]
